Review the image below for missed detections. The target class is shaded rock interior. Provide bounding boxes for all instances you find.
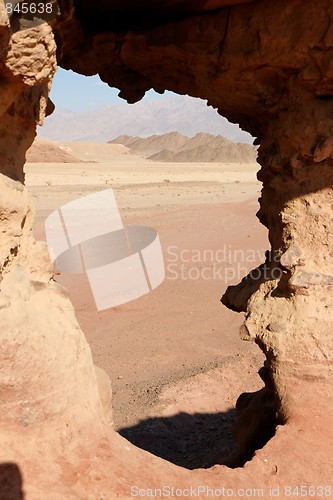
[0,0,333,496]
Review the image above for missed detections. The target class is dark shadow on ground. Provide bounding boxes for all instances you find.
[0,463,24,500]
[118,409,243,469]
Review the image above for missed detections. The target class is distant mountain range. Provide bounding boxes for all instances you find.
[38,94,254,144]
[27,132,257,164]
[110,132,258,163]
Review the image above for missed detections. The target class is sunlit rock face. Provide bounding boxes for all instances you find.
[0,0,333,497]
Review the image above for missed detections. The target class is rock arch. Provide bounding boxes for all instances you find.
[0,0,332,496]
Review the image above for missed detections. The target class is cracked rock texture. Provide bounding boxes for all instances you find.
[0,0,333,496]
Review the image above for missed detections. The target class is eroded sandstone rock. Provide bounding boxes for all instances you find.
[1,0,333,496]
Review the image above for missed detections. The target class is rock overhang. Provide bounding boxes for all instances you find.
[54,0,333,144]
[72,0,256,31]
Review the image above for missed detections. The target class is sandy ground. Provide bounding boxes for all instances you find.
[25,143,268,467]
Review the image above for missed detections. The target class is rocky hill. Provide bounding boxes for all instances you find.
[26,138,82,163]
[110,132,257,163]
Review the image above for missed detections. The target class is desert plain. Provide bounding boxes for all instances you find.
[24,136,268,468]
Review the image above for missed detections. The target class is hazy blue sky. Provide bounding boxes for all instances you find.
[50,68,166,111]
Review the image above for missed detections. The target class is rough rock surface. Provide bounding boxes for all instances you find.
[0,0,333,497]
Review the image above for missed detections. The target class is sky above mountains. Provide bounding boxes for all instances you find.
[50,68,168,111]
[42,68,253,143]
